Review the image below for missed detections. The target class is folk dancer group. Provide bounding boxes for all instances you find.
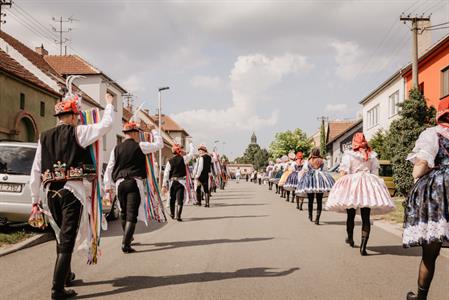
[266,102,449,299]
[28,86,228,298]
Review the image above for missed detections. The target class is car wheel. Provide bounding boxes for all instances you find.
[106,197,119,221]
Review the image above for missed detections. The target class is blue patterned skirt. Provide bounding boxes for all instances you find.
[296,170,335,195]
[403,166,449,247]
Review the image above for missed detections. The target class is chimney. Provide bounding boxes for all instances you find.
[418,20,432,57]
[35,44,48,56]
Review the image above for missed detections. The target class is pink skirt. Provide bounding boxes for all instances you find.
[325,172,395,215]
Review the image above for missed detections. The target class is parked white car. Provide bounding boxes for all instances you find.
[0,142,37,224]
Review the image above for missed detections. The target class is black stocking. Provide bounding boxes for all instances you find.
[417,242,442,290]
[360,207,371,236]
[346,208,356,237]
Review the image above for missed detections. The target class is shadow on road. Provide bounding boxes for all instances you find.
[367,245,421,257]
[185,215,268,222]
[321,221,362,226]
[132,237,274,253]
[211,203,267,208]
[73,267,300,299]
[102,220,167,238]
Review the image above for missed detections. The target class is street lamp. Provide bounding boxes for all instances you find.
[158,86,170,185]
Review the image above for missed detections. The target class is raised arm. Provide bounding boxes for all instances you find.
[104,147,116,190]
[139,130,164,154]
[76,94,115,148]
[183,143,195,164]
[162,161,171,188]
[30,140,42,205]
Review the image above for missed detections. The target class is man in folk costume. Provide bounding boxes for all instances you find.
[103,122,163,253]
[193,144,213,207]
[162,142,195,221]
[30,93,114,299]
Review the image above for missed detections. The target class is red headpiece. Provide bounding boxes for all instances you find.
[172,144,183,155]
[352,132,371,161]
[122,122,141,133]
[54,96,80,116]
[436,97,449,128]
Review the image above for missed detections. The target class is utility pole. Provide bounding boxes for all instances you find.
[123,93,134,111]
[400,14,431,89]
[52,16,77,55]
[0,0,12,32]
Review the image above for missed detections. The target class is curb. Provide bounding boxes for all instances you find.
[0,232,53,257]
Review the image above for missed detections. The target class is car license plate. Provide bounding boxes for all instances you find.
[0,183,22,193]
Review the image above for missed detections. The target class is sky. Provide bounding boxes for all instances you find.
[3,0,449,159]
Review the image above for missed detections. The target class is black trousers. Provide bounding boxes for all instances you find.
[346,207,371,235]
[170,180,185,213]
[117,179,141,223]
[47,182,82,254]
[196,179,210,197]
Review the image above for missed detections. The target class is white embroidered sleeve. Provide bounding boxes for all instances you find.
[30,140,42,204]
[370,155,380,176]
[407,127,439,168]
[104,147,115,189]
[163,161,171,187]
[76,104,114,148]
[139,130,164,154]
[195,157,204,179]
[183,143,195,164]
[339,152,351,174]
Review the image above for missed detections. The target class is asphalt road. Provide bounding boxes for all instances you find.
[1,181,449,300]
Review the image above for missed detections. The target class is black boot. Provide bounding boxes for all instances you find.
[286,191,290,202]
[308,211,313,222]
[51,253,77,299]
[120,218,126,231]
[65,266,75,287]
[296,197,300,210]
[176,204,183,221]
[360,234,369,256]
[406,287,428,300]
[205,194,210,207]
[121,222,136,253]
[315,211,321,225]
[299,199,304,211]
[345,232,355,247]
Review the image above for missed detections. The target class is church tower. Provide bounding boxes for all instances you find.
[250,132,257,145]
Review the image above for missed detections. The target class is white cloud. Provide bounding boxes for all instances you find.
[190,75,224,89]
[326,103,348,113]
[171,53,312,142]
[331,41,389,80]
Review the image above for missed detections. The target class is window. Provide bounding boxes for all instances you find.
[20,93,25,109]
[441,67,449,98]
[389,90,400,117]
[367,105,379,129]
[419,82,424,96]
[40,101,45,117]
[103,135,107,152]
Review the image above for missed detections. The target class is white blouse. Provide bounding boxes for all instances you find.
[339,150,379,175]
[407,125,449,168]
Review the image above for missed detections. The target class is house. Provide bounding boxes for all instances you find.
[0,31,101,142]
[151,114,191,151]
[402,34,449,108]
[44,54,127,169]
[326,119,363,168]
[359,71,405,140]
[324,120,358,168]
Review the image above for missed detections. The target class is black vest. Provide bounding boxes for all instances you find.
[199,154,212,182]
[169,155,186,178]
[40,124,94,185]
[112,139,147,182]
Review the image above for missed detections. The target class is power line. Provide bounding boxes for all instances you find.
[52,16,78,55]
[7,10,57,45]
[8,8,56,42]
[12,2,58,40]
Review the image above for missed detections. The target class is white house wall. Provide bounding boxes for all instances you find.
[362,77,404,140]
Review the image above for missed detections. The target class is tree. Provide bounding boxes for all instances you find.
[369,130,389,160]
[268,128,313,160]
[235,143,269,170]
[384,88,436,196]
[320,119,327,156]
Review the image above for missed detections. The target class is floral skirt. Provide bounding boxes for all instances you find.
[278,170,292,187]
[296,170,335,195]
[325,172,394,215]
[403,167,449,247]
[284,171,302,191]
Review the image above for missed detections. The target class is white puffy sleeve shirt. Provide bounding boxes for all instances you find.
[407,126,439,168]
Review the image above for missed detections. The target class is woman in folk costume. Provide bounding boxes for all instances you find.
[278,155,290,198]
[296,147,335,225]
[266,161,275,190]
[273,158,284,194]
[279,152,296,201]
[403,99,449,300]
[104,122,163,253]
[162,142,195,221]
[325,133,394,255]
[29,92,114,299]
[284,152,306,209]
[193,144,213,207]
